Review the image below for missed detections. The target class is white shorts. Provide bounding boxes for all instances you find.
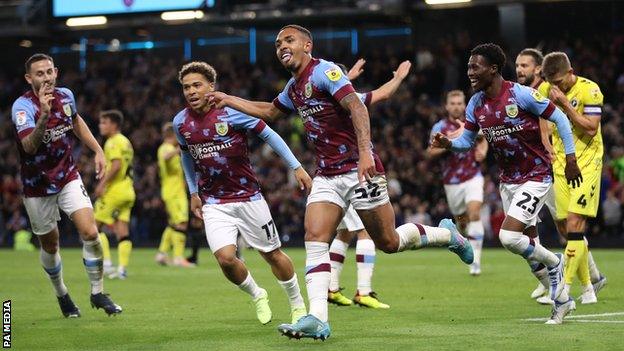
[543,186,557,220]
[499,181,552,227]
[337,205,365,232]
[202,197,281,253]
[443,175,484,216]
[23,178,93,235]
[307,171,390,211]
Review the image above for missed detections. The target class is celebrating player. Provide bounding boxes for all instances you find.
[155,122,195,268]
[427,90,488,276]
[174,61,308,326]
[94,110,136,280]
[10,54,121,317]
[432,43,582,324]
[328,59,411,309]
[207,25,473,340]
[539,52,608,304]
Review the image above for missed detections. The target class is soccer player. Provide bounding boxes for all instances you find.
[539,52,608,304]
[94,110,136,280]
[10,53,121,317]
[328,59,412,308]
[427,90,488,276]
[155,122,194,268]
[207,25,473,340]
[174,61,308,326]
[432,43,582,324]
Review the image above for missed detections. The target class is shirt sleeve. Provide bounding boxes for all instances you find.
[224,107,267,134]
[312,60,356,102]
[464,94,481,132]
[105,137,123,161]
[11,97,37,140]
[582,82,603,116]
[172,113,198,194]
[357,92,372,107]
[514,84,556,119]
[430,121,444,139]
[58,87,78,118]
[272,79,296,114]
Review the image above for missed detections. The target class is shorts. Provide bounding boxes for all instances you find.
[543,186,557,220]
[306,171,390,211]
[443,175,484,216]
[23,178,93,235]
[163,195,189,225]
[336,205,365,232]
[553,166,601,220]
[499,181,552,227]
[94,186,136,225]
[202,197,281,253]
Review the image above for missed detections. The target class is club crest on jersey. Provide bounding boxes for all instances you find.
[15,110,27,126]
[324,68,342,82]
[215,122,229,136]
[62,104,72,117]
[505,104,518,118]
[530,90,544,102]
[304,82,313,98]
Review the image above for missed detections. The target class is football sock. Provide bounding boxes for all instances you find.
[40,249,68,297]
[82,238,104,295]
[99,233,112,267]
[158,227,173,254]
[305,241,330,322]
[564,232,586,285]
[238,272,264,299]
[118,237,132,270]
[328,238,348,292]
[356,239,375,296]
[171,228,187,259]
[499,229,559,267]
[278,273,305,308]
[396,223,451,251]
[467,221,484,266]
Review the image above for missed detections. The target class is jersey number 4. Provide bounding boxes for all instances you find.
[516,192,540,214]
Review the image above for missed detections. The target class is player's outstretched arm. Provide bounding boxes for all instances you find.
[546,106,583,188]
[340,92,376,182]
[206,91,285,121]
[370,60,412,105]
[548,85,600,137]
[347,58,366,81]
[73,114,106,179]
[437,128,478,153]
[425,145,447,159]
[257,125,312,191]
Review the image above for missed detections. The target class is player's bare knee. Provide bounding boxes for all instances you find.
[40,240,59,254]
[566,214,586,232]
[376,236,398,253]
[215,253,238,268]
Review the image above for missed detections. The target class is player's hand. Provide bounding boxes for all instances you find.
[94,151,106,180]
[358,151,377,184]
[431,132,452,149]
[347,58,366,81]
[445,121,465,140]
[38,83,54,118]
[543,142,555,163]
[94,181,105,198]
[205,91,230,109]
[548,86,569,107]
[293,166,312,192]
[564,155,583,189]
[190,193,203,219]
[393,60,412,80]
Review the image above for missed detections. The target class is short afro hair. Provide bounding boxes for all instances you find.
[471,43,506,74]
[178,61,217,84]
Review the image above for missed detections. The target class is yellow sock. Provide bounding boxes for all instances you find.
[576,242,591,286]
[564,237,585,285]
[118,239,133,268]
[172,230,187,258]
[99,233,111,261]
[158,227,174,254]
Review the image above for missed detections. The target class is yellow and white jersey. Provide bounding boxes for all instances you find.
[539,76,603,174]
[158,142,186,200]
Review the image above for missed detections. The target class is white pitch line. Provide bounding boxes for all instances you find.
[522,311,624,322]
[572,320,624,324]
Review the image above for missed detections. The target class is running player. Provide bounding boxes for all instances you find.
[432,43,582,324]
[94,110,136,280]
[174,61,308,326]
[539,52,608,304]
[427,90,488,276]
[155,122,194,268]
[10,53,121,317]
[207,24,473,340]
[328,60,411,308]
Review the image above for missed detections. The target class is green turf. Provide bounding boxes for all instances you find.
[1,248,622,350]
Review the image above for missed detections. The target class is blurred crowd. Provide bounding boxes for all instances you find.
[1,30,623,247]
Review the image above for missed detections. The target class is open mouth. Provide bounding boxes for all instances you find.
[188,96,201,105]
[280,52,293,64]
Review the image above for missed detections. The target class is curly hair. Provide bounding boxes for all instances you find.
[178,61,217,84]
[471,43,506,73]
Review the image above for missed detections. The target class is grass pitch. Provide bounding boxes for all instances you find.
[1,248,622,350]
